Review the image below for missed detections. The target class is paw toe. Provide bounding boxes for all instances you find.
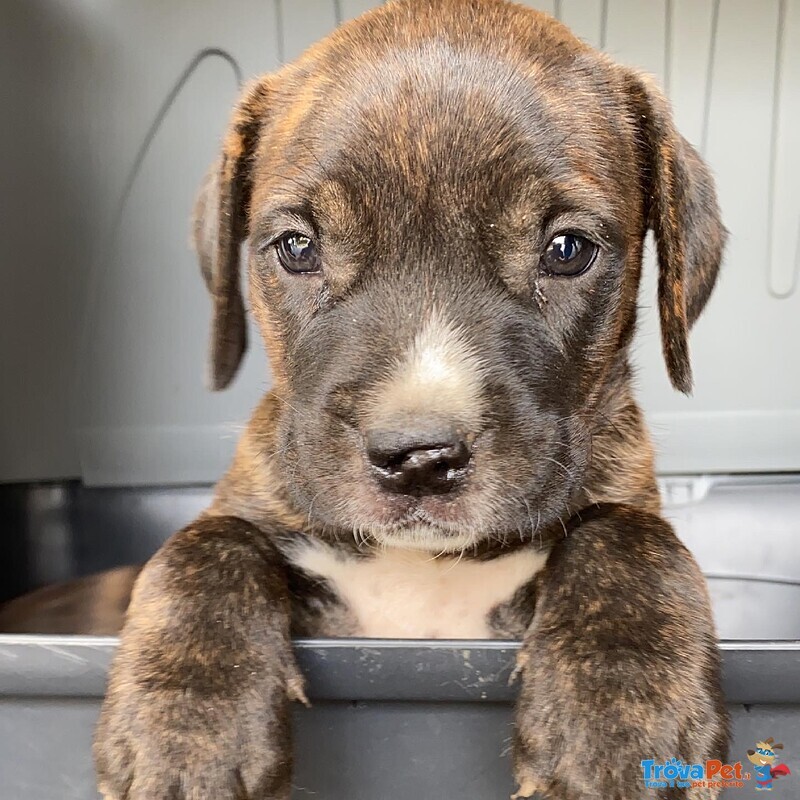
[511,776,545,799]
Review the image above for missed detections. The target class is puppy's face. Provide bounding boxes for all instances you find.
[196,0,724,552]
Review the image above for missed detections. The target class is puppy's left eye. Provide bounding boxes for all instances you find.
[540,233,598,277]
[276,232,322,274]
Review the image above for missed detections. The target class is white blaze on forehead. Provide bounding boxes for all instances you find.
[367,311,485,425]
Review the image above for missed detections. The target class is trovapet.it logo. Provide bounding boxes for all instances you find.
[642,738,792,792]
[641,758,750,791]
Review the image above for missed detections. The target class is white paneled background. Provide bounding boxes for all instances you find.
[0,0,798,485]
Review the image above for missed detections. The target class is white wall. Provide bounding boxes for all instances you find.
[1,0,798,484]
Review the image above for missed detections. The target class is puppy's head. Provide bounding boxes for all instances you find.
[194,0,724,553]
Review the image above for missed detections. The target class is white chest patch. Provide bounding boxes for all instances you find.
[291,542,550,639]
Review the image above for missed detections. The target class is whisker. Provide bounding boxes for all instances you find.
[542,455,577,481]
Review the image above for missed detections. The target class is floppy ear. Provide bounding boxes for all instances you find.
[625,73,726,394]
[192,78,272,390]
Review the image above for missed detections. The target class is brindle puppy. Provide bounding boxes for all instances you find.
[95,1,728,797]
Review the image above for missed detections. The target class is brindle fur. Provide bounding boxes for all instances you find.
[94,1,728,798]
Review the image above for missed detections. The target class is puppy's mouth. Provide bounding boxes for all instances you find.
[364,518,482,554]
[344,484,491,553]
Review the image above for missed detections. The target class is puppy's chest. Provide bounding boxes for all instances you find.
[289,542,549,639]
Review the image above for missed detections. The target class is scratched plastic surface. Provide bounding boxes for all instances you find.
[1,637,799,799]
[1,0,799,486]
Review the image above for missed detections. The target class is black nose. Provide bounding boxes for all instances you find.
[366,426,471,496]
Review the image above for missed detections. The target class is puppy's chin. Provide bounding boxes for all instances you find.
[366,524,481,554]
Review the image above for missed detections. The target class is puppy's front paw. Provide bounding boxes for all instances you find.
[512,506,729,799]
[94,518,304,800]
[95,661,304,800]
[512,646,726,800]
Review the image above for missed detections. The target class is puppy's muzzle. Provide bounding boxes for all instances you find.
[366,425,471,496]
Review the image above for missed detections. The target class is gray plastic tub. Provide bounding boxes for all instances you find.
[1,475,799,799]
[1,637,800,800]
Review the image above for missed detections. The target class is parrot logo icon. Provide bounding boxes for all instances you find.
[747,738,791,791]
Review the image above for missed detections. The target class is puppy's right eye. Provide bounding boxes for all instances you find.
[540,232,598,277]
[276,232,322,274]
